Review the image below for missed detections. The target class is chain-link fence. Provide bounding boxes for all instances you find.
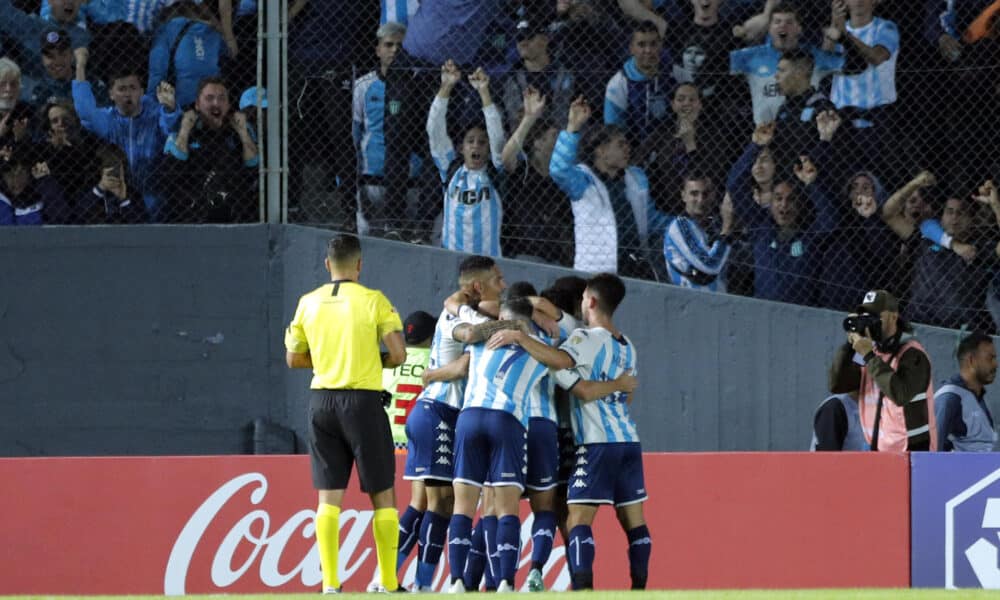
[290,0,1000,334]
[2,0,1000,333]
[0,0,263,224]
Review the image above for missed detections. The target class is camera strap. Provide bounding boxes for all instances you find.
[870,392,884,451]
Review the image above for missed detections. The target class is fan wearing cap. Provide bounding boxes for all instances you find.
[21,30,76,106]
[0,0,90,80]
[830,289,937,452]
[499,19,575,131]
[238,85,266,142]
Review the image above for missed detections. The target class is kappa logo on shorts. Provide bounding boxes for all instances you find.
[437,444,452,454]
[436,456,451,465]
[576,457,588,465]
[437,422,451,431]
[637,488,646,495]
[576,447,586,455]
[571,479,587,488]
[437,433,452,442]
[573,468,587,477]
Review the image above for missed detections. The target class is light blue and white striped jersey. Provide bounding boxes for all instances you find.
[729,41,844,124]
[352,71,387,177]
[663,215,730,292]
[464,334,551,428]
[420,306,491,409]
[553,327,639,444]
[427,96,506,257]
[831,17,899,111]
[380,0,420,25]
[557,311,583,339]
[527,323,561,423]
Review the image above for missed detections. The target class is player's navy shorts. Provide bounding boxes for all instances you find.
[309,389,395,493]
[556,425,577,485]
[453,407,528,490]
[526,417,559,491]
[404,399,460,482]
[567,442,647,506]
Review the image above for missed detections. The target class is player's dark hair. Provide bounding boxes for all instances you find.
[541,287,575,316]
[586,273,626,315]
[501,296,534,321]
[958,331,994,363]
[327,234,362,264]
[458,255,495,280]
[505,281,538,300]
[549,275,586,313]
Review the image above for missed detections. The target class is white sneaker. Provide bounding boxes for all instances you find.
[447,579,466,594]
[496,580,514,593]
[323,586,342,594]
[366,577,384,593]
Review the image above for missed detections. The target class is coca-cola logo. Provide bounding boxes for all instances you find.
[164,472,569,594]
[164,473,373,594]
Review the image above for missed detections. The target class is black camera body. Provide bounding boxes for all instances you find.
[843,313,882,341]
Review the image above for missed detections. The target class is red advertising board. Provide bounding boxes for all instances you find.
[0,452,909,594]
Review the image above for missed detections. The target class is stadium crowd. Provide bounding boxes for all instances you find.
[3,0,1000,330]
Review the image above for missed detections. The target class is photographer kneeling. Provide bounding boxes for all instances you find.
[830,290,937,451]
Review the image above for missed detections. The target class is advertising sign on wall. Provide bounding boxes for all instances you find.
[0,453,910,594]
[912,453,1000,588]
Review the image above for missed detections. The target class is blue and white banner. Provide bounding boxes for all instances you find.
[912,453,1000,588]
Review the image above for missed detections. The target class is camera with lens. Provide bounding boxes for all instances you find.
[843,313,882,341]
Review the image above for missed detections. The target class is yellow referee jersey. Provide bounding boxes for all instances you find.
[285,280,403,390]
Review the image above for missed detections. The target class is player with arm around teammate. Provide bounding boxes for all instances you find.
[486,273,649,590]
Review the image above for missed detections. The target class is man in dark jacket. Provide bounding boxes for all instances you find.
[160,76,258,223]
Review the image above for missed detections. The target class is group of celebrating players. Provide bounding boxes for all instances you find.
[386,256,651,593]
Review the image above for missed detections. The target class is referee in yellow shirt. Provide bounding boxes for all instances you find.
[285,234,406,594]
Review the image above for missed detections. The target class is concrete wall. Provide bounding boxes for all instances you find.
[0,224,988,455]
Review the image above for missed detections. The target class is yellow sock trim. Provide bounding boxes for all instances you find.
[316,504,341,590]
[372,508,400,591]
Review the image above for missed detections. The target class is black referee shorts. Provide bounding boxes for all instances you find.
[309,389,396,493]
